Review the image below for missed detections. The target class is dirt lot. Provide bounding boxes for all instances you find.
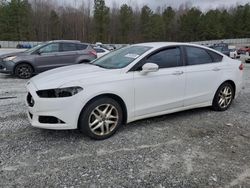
[0,64,250,188]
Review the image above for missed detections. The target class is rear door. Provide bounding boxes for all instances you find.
[133,46,186,117]
[57,43,80,65]
[184,46,225,106]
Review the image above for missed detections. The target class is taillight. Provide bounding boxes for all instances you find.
[239,63,244,70]
[89,50,97,57]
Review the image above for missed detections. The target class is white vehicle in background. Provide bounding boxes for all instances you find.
[26,42,243,140]
[229,46,239,59]
[94,47,110,58]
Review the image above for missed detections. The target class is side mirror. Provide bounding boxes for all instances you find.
[36,50,42,55]
[141,63,159,74]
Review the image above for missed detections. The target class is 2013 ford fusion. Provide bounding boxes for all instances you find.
[26,42,243,140]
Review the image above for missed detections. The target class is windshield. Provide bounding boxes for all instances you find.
[92,46,152,69]
[25,43,47,53]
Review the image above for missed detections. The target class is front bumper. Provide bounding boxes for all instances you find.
[26,82,84,130]
[0,61,15,74]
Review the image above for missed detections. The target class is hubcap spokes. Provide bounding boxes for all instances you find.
[89,104,118,136]
[218,86,233,108]
[18,66,30,78]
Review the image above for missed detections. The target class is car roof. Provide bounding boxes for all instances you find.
[132,42,226,57]
[48,40,81,43]
[132,42,206,48]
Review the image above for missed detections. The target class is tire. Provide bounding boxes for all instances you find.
[78,97,123,140]
[212,82,235,111]
[14,63,33,79]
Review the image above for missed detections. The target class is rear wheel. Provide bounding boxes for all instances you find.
[14,63,33,79]
[78,97,123,140]
[212,82,234,111]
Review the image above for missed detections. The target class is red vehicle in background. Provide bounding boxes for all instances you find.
[237,46,250,63]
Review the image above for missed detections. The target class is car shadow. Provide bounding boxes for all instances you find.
[33,107,218,141]
[0,74,19,80]
[122,106,217,133]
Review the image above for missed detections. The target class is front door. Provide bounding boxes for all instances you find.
[133,47,186,117]
[35,43,61,72]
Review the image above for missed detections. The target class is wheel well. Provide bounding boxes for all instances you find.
[221,80,236,98]
[78,94,128,127]
[14,62,35,73]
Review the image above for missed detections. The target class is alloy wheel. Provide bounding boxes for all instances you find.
[218,85,233,108]
[17,65,32,79]
[88,104,119,136]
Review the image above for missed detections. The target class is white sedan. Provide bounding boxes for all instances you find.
[94,47,110,58]
[26,42,243,140]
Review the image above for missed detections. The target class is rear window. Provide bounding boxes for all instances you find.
[207,50,223,62]
[61,43,77,52]
[77,44,88,50]
[186,46,213,65]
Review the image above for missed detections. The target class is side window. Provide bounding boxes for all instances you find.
[77,44,88,50]
[207,50,223,62]
[186,46,213,65]
[146,47,181,69]
[61,43,77,52]
[39,43,59,53]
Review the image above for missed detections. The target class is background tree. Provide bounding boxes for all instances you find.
[140,5,153,42]
[93,0,110,42]
[119,4,133,43]
[162,7,176,41]
[0,1,250,43]
[49,10,60,40]
[179,8,202,41]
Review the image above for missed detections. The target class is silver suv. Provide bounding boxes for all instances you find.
[0,40,97,79]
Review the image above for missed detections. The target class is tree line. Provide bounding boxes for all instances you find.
[0,0,250,43]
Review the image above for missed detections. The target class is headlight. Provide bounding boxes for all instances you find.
[36,87,83,98]
[3,56,16,62]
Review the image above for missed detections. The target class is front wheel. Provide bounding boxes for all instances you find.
[14,63,33,79]
[78,97,123,140]
[212,82,234,111]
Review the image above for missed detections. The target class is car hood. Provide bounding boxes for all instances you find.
[0,51,29,59]
[30,64,121,90]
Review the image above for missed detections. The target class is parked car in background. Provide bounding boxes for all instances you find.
[237,46,250,63]
[210,43,230,56]
[26,42,243,140]
[0,40,97,79]
[94,47,110,58]
[229,48,238,59]
[95,42,116,51]
[228,46,239,59]
[237,46,250,55]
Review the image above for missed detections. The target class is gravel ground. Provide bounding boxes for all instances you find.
[0,64,250,188]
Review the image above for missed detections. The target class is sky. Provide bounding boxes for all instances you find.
[60,0,250,11]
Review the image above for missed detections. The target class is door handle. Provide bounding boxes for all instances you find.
[172,71,184,75]
[212,67,221,71]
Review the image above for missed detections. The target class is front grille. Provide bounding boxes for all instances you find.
[38,116,65,124]
[27,93,35,107]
